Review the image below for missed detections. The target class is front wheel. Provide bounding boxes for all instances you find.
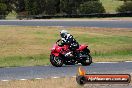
[50,55,63,67]
[81,54,92,66]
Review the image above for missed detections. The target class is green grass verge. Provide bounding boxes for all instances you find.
[100,0,123,13]
[0,54,49,67]
[6,11,17,20]
[0,26,132,67]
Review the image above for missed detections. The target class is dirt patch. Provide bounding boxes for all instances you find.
[0,76,131,88]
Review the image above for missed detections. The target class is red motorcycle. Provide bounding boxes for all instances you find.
[50,39,92,67]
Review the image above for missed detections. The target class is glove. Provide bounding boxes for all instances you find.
[58,43,63,47]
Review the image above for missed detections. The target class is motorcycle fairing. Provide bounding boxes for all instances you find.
[51,44,69,56]
[78,45,88,51]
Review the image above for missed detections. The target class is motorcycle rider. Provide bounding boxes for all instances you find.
[59,30,79,57]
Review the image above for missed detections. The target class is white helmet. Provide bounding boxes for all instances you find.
[60,30,68,34]
[60,30,68,37]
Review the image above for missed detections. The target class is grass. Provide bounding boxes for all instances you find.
[0,78,78,88]
[100,0,123,13]
[0,54,49,67]
[0,77,131,88]
[0,26,132,67]
[6,11,17,20]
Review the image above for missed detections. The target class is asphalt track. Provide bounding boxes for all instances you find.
[0,62,132,80]
[0,20,132,28]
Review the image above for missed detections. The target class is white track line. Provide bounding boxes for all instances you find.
[19,79,27,81]
[72,76,76,78]
[95,62,119,63]
[35,78,43,80]
[125,61,132,62]
[52,77,60,79]
[1,80,9,82]
[95,61,132,63]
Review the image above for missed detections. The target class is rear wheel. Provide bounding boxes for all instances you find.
[50,55,63,67]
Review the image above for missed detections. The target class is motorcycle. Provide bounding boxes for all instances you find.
[50,39,92,67]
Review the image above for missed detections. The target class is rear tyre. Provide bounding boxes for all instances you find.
[50,55,63,67]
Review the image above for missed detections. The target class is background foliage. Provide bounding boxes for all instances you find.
[0,0,132,19]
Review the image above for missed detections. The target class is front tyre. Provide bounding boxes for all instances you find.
[81,54,92,66]
[50,55,63,67]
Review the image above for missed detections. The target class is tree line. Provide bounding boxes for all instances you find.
[0,0,132,19]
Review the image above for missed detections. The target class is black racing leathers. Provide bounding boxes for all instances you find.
[61,33,79,51]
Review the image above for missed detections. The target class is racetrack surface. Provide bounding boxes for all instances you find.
[0,20,132,28]
[0,62,132,80]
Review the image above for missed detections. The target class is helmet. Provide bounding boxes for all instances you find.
[60,30,68,38]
